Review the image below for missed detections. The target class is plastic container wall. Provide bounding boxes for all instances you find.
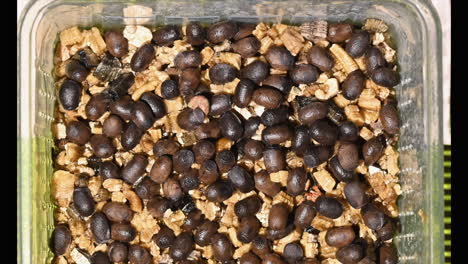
[18,0,443,263]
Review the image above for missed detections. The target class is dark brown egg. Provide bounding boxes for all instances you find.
[265,46,295,71]
[207,21,238,44]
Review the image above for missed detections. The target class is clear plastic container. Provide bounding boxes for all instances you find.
[17,0,444,263]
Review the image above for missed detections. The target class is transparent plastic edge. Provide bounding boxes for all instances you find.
[423,1,445,263]
[412,0,444,263]
[18,0,48,262]
[18,0,34,263]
